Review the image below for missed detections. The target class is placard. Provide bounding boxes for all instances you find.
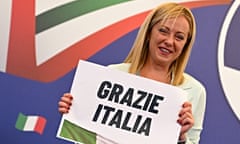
[57,60,187,144]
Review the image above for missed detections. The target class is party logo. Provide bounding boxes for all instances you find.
[218,1,240,120]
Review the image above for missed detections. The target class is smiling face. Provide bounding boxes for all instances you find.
[147,16,190,68]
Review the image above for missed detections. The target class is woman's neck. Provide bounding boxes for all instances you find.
[140,63,171,84]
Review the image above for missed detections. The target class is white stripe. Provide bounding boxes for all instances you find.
[36,0,76,15]
[0,0,12,72]
[23,116,38,131]
[36,0,194,65]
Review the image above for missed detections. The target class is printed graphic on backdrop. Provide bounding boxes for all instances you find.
[15,113,47,135]
[57,60,187,144]
[218,1,240,120]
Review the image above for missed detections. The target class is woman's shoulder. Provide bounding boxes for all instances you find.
[107,63,131,72]
[180,73,206,94]
[179,73,206,107]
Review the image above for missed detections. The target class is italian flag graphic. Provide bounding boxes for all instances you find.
[15,113,47,134]
[59,119,117,144]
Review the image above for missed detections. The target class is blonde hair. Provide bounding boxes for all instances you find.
[124,2,196,85]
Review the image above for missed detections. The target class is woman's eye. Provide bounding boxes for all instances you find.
[159,28,168,33]
[176,35,185,41]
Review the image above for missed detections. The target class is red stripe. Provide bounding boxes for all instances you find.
[6,0,232,82]
[7,0,36,78]
[34,116,46,135]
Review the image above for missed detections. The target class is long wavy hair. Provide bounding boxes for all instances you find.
[124,2,196,86]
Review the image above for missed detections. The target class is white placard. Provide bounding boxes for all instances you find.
[57,60,187,144]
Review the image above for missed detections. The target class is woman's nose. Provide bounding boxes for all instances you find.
[164,35,174,47]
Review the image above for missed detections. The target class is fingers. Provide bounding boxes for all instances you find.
[58,93,73,114]
[177,102,194,135]
[61,93,73,104]
[178,102,192,119]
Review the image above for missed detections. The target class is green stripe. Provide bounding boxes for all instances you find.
[36,0,131,33]
[15,113,27,131]
[60,119,96,144]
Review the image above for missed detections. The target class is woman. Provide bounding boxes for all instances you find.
[59,2,206,144]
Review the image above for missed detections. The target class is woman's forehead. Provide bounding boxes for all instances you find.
[157,16,190,33]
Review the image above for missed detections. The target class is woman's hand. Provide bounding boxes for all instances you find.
[177,102,194,141]
[58,93,73,114]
